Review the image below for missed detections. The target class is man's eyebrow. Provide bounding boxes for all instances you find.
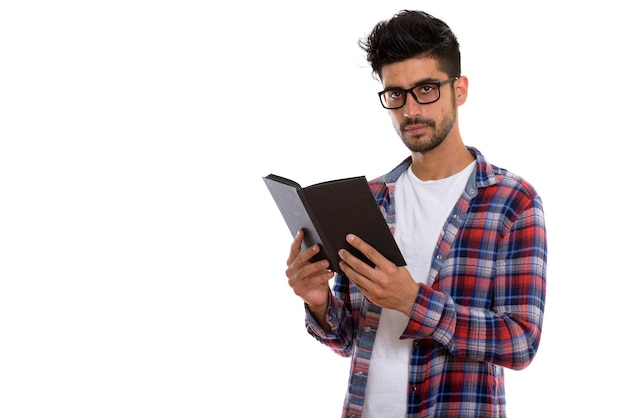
[382,77,439,91]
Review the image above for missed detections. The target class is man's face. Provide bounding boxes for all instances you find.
[380,57,458,153]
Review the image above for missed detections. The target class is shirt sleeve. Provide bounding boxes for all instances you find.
[401,195,547,371]
[304,287,355,358]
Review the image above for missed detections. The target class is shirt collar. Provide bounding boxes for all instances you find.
[383,146,498,191]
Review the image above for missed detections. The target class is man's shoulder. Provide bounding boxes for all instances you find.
[472,147,540,202]
[489,164,540,202]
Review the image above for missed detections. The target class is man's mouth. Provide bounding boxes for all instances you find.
[403,123,430,136]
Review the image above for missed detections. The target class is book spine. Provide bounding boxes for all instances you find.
[297,189,339,272]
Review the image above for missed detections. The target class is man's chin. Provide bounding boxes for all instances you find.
[403,136,434,153]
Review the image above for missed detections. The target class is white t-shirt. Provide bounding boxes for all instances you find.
[362,161,475,417]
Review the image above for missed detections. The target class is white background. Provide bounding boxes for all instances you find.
[1,1,623,417]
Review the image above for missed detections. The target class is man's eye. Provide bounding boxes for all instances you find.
[387,91,404,100]
[418,84,434,94]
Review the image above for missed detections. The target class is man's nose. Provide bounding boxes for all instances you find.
[403,92,423,117]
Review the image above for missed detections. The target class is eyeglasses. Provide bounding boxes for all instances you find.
[378,77,459,109]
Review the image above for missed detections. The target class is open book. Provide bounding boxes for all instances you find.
[263,174,406,274]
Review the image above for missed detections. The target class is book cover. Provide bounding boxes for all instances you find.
[263,174,406,274]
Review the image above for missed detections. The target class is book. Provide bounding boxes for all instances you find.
[263,174,406,274]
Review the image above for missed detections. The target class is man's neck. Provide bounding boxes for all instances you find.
[410,140,474,181]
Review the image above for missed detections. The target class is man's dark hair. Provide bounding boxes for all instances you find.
[359,10,461,80]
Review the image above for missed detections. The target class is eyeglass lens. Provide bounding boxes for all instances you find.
[380,83,441,109]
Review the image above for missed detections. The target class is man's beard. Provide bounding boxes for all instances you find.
[399,106,457,153]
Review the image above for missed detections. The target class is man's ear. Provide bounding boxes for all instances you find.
[455,75,469,106]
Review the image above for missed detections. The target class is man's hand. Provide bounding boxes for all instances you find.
[339,233,418,317]
[286,229,335,327]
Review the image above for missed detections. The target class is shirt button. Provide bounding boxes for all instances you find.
[364,326,372,333]
[411,386,417,392]
[356,371,363,377]
[436,254,442,260]
[453,213,459,219]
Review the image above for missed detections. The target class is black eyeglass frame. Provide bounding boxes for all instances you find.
[377,77,459,109]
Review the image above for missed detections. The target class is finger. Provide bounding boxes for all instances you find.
[338,234,379,278]
[289,261,334,287]
[345,233,394,271]
[338,247,372,276]
[287,243,328,279]
[338,259,370,294]
[288,257,333,288]
[287,229,304,265]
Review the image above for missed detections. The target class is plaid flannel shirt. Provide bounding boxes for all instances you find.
[305,147,547,418]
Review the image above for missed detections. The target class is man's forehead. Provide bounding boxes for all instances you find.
[380,58,443,88]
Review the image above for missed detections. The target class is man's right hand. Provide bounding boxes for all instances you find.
[285,229,335,328]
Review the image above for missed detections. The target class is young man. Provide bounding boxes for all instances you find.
[285,10,547,418]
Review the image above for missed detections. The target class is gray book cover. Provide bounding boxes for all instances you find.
[263,174,406,274]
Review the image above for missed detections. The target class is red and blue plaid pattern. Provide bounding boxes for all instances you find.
[305,148,547,418]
